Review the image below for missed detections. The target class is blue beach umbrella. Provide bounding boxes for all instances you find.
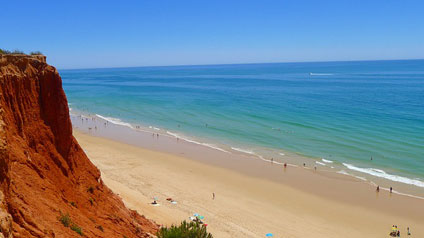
[266,233,274,237]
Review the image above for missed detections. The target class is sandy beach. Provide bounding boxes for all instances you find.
[74,129,423,238]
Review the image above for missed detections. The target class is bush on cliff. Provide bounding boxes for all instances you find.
[59,212,72,227]
[58,212,84,236]
[30,51,43,55]
[157,221,213,238]
[0,49,11,54]
[0,49,43,55]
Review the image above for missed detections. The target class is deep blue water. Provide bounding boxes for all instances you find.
[61,60,424,187]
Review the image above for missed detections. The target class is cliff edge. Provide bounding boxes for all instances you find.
[0,55,158,237]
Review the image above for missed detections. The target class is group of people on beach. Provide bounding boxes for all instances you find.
[389,225,411,237]
[375,185,393,194]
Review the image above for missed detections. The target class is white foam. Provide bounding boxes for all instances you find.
[167,131,201,145]
[96,114,134,129]
[342,163,424,188]
[232,148,293,166]
[391,190,424,200]
[203,143,230,153]
[354,176,367,181]
[315,161,326,166]
[166,131,230,153]
[322,159,333,163]
[337,170,350,176]
[149,126,161,131]
[231,147,255,155]
[279,153,285,156]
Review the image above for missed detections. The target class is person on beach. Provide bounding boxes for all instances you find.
[314,166,317,171]
[376,186,379,192]
[407,227,411,235]
[390,225,397,237]
[271,158,273,164]
[284,163,287,168]
[303,163,306,167]
[390,187,393,193]
[212,192,215,200]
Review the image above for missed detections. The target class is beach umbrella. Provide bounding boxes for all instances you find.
[266,233,274,237]
[198,216,205,219]
[194,213,199,217]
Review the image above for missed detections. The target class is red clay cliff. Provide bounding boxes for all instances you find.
[0,55,158,237]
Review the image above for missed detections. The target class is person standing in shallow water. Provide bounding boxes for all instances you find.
[390,187,393,193]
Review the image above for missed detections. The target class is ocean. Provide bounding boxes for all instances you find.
[61,59,424,192]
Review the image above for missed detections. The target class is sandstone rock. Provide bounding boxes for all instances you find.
[0,55,158,237]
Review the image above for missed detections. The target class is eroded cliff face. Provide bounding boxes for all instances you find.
[0,55,158,237]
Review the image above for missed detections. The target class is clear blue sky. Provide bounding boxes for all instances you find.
[2,0,423,69]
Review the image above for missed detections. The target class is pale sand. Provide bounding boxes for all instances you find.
[74,130,423,238]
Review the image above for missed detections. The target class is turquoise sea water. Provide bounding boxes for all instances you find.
[61,60,424,188]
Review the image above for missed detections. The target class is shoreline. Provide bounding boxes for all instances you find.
[73,129,424,237]
[71,112,424,199]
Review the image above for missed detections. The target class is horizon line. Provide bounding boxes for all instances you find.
[58,57,424,71]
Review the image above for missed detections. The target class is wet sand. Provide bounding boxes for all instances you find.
[74,129,424,238]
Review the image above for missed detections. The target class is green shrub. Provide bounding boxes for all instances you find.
[11,49,24,54]
[71,223,83,236]
[157,221,213,238]
[0,49,11,54]
[0,49,43,55]
[58,212,83,236]
[58,212,71,227]
[30,51,43,55]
